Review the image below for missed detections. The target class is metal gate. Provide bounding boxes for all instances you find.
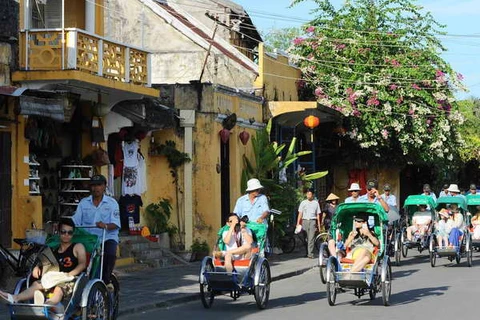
[0,132,12,247]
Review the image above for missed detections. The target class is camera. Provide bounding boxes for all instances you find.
[235,216,249,232]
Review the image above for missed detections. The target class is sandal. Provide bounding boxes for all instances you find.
[0,291,15,304]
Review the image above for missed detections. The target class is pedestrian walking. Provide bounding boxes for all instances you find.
[296,189,321,258]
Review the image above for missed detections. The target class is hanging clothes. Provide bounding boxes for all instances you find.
[119,194,143,227]
[121,140,146,196]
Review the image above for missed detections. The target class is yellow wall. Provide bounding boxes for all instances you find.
[255,42,301,102]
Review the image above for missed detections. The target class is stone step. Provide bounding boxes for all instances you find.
[136,257,175,268]
[132,248,164,260]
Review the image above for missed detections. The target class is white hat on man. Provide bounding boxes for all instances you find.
[447,184,460,193]
[348,183,361,191]
[246,178,264,192]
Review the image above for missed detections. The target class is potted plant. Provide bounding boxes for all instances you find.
[144,198,176,249]
[191,238,210,261]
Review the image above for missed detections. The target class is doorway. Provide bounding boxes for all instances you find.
[0,132,12,247]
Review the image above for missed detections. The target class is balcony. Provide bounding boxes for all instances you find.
[17,28,153,91]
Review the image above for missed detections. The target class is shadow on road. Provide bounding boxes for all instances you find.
[392,269,419,279]
[389,286,449,305]
[268,291,326,309]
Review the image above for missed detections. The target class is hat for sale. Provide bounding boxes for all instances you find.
[90,174,107,185]
[348,183,361,191]
[366,179,378,190]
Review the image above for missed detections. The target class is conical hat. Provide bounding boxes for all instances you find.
[326,193,340,201]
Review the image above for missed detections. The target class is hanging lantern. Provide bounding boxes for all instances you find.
[303,115,320,143]
[239,130,250,146]
[219,128,230,144]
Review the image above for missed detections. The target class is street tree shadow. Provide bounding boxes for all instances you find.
[392,269,419,279]
[389,286,449,305]
[267,291,325,309]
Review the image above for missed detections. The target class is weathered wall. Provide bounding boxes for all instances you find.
[255,43,301,102]
[103,0,256,88]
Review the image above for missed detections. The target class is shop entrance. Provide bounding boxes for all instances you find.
[0,132,12,247]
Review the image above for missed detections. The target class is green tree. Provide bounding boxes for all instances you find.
[262,27,303,51]
[290,0,466,166]
[242,120,328,237]
[457,97,480,163]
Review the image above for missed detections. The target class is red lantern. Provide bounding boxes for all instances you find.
[303,115,320,129]
[219,128,230,144]
[239,130,250,146]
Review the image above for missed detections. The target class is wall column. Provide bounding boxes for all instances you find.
[85,0,95,33]
[180,110,195,249]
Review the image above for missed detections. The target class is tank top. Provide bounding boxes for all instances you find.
[53,243,78,273]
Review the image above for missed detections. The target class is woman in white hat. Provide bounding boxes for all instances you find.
[345,183,361,203]
[233,178,270,225]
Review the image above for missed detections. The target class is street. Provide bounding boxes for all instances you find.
[120,252,479,319]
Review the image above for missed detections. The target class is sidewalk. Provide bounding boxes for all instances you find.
[116,250,318,317]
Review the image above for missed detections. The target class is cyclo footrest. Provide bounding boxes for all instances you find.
[205,272,241,291]
[9,303,62,320]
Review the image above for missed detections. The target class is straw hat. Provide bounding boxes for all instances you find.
[245,178,264,192]
[326,193,340,201]
[447,184,460,193]
[438,208,449,219]
[348,183,361,191]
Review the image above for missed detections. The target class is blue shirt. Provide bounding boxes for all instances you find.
[233,194,270,225]
[72,195,121,243]
[345,196,360,203]
[358,194,382,204]
[381,193,397,208]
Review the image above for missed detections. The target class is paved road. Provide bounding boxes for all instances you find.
[120,252,480,319]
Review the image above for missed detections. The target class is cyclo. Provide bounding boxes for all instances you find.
[7,228,119,320]
[198,222,271,309]
[324,202,392,306]
[466,194,480,255]
[400,195,437,258]
[430,196,471,267]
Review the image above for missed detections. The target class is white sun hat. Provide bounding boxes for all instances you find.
[245,178,264,192]
[348,183,361,191]
[447,184,460,193]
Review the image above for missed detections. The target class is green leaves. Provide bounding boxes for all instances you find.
[289,0,465,165]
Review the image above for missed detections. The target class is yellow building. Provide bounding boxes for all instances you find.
[0,0,159,247]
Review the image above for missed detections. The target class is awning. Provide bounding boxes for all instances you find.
[112,98,178,130]
[0,86,28,97]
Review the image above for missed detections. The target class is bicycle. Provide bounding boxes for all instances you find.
[278,224,329,254]
[0,238,45,288]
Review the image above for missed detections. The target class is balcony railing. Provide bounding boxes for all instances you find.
[19,28,151,86]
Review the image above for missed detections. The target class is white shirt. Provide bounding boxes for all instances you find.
[412,211,432,225]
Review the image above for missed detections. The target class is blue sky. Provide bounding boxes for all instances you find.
[234,0,480,99]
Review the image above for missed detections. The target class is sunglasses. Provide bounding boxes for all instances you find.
[60,230,74,235]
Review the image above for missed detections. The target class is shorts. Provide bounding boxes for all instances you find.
[346,246,374,260]
[44,281,75,302]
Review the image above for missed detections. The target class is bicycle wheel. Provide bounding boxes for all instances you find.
[280,236,295,254]
[18,245,43,276]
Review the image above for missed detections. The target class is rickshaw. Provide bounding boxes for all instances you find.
[401,195,437,257]
[324,203,392,306]
[198,222,271,310]
[7,228,119,320]
[430,196,471,267]
[466,194,480,256]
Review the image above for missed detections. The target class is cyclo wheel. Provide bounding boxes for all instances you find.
[429,236,436,268]
[200,259,215,309]
[82,282,110,320]
[381,261,392,306]
[394,233,401,266]
[110,273,120,320]
[254,260,271,309]
[315,232,329,252]
[318,243,329,284]
[401,231,408,258]
[467,236,473,267]
[326,260,337,306]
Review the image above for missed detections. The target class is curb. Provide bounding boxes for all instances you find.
[118,265,317,316]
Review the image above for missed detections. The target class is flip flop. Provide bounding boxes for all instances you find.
[0,291,15,304]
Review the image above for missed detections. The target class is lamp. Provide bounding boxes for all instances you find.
[219,128,230,144]
[303,115,320,143]
[239,129,250,145]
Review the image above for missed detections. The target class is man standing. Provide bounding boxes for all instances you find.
[359,179,390,212]
[296,189,321,258]
[468,184,477,195]
[439,184,450,197]
[72,175,120,287]
[233,178,270,225]
[421,183,437,202]
[345,183,362,203]
[381,183,397,209]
